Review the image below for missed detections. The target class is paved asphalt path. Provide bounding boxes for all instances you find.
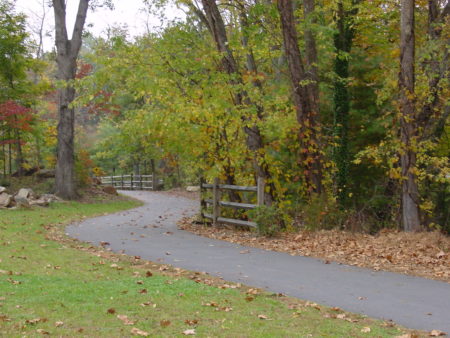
[66,190,450,333]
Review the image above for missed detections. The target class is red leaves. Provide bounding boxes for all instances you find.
[0,100,35,133]
[75,62,93,79]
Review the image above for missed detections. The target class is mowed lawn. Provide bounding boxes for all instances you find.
[0,199,412,337]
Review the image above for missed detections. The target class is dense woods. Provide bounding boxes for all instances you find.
[0,0,448,233]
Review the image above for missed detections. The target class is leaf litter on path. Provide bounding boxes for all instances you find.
[179,218,450,283]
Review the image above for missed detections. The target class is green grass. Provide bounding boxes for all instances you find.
[0,200,413,337]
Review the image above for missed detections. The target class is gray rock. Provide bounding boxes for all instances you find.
[186,186,200,192]
[14,195,30,208]
[35,169,55,178]
[17,188,35,200]
[0,186,6,193]
[41,194,62,203]
[0,192,12,208]
[29,198,49,207]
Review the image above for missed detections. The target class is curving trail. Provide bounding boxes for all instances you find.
[66,190,450,333]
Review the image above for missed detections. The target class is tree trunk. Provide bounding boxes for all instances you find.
[13,116,24,176]
[418,0,449,139]
[277,0,323,195]
[399,0,420,231]
[303,0,320,116]
[52,0,89,199]
[333,1,354,205]
[200,0,274,205]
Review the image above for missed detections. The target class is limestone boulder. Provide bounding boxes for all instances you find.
[40,194,62,203]
[16,188,35,200]
[0,192,12,208]
[35,169,55,178]
[14,195,30,208]
[29,198,49,207]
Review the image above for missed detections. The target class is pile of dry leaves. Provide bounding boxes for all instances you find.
[178,219,450,283]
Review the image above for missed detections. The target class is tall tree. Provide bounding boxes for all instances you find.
[418,0,449,139]
[0,0,30,176]
[399,0,420,231]
[198,0,275,204]
[277,0,323,195]
[333,1,356,205]
[52,0,90,199]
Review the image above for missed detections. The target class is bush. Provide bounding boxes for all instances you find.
[249,205,284,237]
[0,177,10,187]
[300,194,347,231]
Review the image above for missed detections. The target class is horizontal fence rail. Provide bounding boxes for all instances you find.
[200,177,265,228]
[98,174,162,191]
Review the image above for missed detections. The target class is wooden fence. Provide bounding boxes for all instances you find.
[99,174,160,191]
[200,177,265,228]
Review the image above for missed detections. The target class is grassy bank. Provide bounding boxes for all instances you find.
[0,200,412,337]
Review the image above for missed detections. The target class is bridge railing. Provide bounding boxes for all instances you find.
[99,174,162,191]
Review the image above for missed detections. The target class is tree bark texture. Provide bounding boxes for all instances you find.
[277,0,323,194]
[303,0,319,116]
[333,1,354,205]
[399,0,421,231]
[53,0,89,199]
[200,0,274,205]
[418,0,449,139]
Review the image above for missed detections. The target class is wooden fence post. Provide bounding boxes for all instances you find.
[200,177,206,220]
[257,177,265,206]
[212,177,220,225]
[131,173,134,190]
[121,174,124,189]
[152,173,157,191]
[111,175,114,187]
[139,174,143,190]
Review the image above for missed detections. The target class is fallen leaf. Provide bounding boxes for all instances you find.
[36,329,49,335]
[436,251,445,259]
[0,315,10,322]
[145,271,153,277]
[183,329,196,335]
[361,327,371,333]
[130,327,149,336]
[26,318,47,325]
[160,320,171,327]
[430,330,447,336]
[185,319,198,326]
[117,314,135,325]
[219,307,233,312]
[55,321,64,327]
[245,296,254,302]
[257,314,268,320]
[107,308,116,314]
[139,289,147,294]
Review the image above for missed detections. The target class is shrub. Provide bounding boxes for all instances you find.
[300,194,347,231]
[249,205,284,237]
